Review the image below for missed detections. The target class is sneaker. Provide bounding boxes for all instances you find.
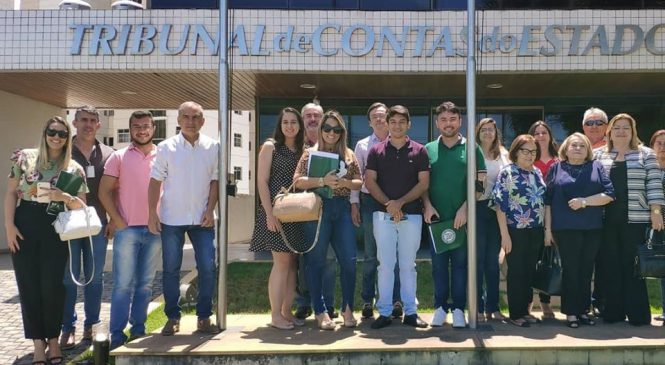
[197,318,221,334]
[361,303,374,319]
[391,301,403,319]
[452,309,467,328]
[294,306,312,320]
[161,318,180,336]
[82,326,93,341]
[431,307,447,327]
[59,329,76,350]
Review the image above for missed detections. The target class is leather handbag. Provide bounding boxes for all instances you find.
[272,183,323,254]
[634,229,665,279]
[52,202,102,286]
[532,245,562,296]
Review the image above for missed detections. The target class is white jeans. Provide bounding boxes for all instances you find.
[373,212,422,317]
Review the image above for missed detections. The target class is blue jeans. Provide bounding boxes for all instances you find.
[430,233,468,312]
[476,201,501,313]
[374,212,421,317]
[295,248,336,310]
[360,193,400,304]
[303,197,357,315]
[62,225,108,332]
[109,226,161,346]
[161,224,216,320]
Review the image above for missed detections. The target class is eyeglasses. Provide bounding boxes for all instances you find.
[584,119,606,127]
[322,124,343,134]
[45,128,69,139]
[518,148,538,156]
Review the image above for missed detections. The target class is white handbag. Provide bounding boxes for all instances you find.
[52,203,102,286]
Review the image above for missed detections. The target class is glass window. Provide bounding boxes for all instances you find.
[151,0,217,9]
[234,166,243,181]
[360,0,430,10]
[258,114,277,146]
[347,114,371,149]
[149,110,167,117]
[289,0,358,9]
[234,133,243,147]
[229,0,288,8]
[153,119,166,144]
[117,129,130,143]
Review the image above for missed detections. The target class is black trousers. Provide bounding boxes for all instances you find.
[554,229,601,316]
[506,227,543,320]
[600,222,651,325]
[11,202,68,339]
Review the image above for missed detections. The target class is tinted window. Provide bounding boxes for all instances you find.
[289,0,359,9]
[151,0,217,8]
[360,0,430,10]
[229,0,288,9]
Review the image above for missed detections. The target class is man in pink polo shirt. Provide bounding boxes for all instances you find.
[98,111,161,349]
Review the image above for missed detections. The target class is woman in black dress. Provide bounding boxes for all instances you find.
[249,107,306,330]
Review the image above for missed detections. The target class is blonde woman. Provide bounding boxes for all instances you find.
[4,116,87,365]
[594,114,664,325]
[294,110,362,330]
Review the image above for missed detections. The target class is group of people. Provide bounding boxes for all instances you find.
[252,101,665,331]
[5,102,221,364]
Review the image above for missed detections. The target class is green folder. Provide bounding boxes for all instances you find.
[307,151,339,199]
[428,219,466,254]
[46,170,85,215]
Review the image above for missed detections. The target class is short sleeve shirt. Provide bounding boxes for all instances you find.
[490,164,546,229]
[366,137,430,215]
[9,148,87,202]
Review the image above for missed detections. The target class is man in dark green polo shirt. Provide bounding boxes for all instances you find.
[423,101,485,329]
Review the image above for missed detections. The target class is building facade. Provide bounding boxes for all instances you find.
[0,1,664,249]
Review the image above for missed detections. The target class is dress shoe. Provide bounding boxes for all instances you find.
[361,303,374,319]
[59,329,75,350]
[403,314,428,328]
[391,301,403,319]
[370,315,392,329]
[82,326,93,341]
[197,318,221,334]
[295,306,313,319]
[161,318,180,336]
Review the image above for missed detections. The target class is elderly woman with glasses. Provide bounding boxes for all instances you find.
[491,134,546,327]
[543,133,614,328]
[594,114,665,326]
[294,110,362,330]
[4,116,87,365]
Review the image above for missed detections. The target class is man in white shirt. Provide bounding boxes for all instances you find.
[350,102,402,320]
[148,101,220,335]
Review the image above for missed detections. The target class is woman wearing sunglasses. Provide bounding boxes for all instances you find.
[4,116,87,365]
[293,110,362,330]
[594,114,664,326]
[491,134,547,327]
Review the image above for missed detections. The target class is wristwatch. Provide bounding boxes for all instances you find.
[653,208,662,215]
[581,199,587,208]
[318,177,324,187]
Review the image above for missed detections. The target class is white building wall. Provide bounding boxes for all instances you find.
[0,90,63,250]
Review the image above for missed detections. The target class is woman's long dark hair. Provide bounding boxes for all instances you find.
[528,120,558,158]
[272,107,305,156]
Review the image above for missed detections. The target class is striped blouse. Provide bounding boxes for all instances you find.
[594,146,665,223]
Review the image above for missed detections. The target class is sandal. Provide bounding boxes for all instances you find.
[486,311,507,321]
[31,362,47,365]
[47,356,64,365]
[567,320,580,328]
[268,321,294,330]
[509,318,530,327]
[524,314,541,324]
[316,313,336,331]
[579,315,595,326]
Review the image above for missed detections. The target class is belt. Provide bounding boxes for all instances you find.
[19,199,48,207]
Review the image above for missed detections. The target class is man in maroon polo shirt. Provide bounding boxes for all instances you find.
[365,105,430,329]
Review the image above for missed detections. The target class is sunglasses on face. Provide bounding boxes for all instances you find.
[584,119,606,127]
[322,124,343,134]
[45,128,69,139]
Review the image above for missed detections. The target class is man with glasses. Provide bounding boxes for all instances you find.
[423,101,485,329]
[582,107,609,317]
[60,106,114,350]
[351,102,402,320]
[366,105,430,329]
[149,101,220,335]
[582,107,609,150]
[98,111,161,349]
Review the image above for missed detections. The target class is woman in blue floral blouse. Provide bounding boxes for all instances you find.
[4,116,87,365]
[491,134,546,327]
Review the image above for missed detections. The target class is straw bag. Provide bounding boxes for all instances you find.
[272,183,322,253]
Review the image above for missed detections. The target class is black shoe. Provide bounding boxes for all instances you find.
[361,303,374,319]
[402,314,428,328]
[327,309,339,319]
[391,301,403,319]
[371,315,392,329]
[579,315,595,326]
[295,306,312,320]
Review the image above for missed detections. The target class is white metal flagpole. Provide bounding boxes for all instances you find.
[466,0,478,330]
